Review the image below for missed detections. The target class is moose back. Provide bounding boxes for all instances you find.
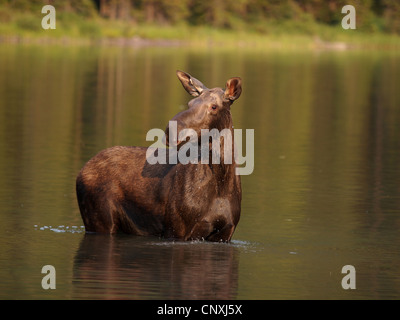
[76,71,242,242]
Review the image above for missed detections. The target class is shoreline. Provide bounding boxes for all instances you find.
[1,33,400,51]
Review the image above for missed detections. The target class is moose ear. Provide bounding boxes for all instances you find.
[224,77,242,102]
[176,70,207,97]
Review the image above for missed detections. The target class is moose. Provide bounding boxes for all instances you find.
[76,71,242,242]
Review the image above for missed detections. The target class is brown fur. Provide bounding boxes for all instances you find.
[76,71,242,241]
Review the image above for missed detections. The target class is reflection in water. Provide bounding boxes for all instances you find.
[73,234,239,299]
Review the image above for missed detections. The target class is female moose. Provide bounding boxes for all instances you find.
[76,71,242,242]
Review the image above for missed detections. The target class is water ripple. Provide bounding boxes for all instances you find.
[34,224,85,234]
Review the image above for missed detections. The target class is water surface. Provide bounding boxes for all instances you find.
[0,44,399,299]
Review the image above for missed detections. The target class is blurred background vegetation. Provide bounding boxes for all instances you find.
[0,0,400,46]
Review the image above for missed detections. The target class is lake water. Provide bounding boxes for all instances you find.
[0,44,399,300]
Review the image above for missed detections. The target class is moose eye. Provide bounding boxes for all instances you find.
[211,105,217,110]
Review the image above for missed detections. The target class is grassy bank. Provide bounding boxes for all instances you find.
[1,8,400,50]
